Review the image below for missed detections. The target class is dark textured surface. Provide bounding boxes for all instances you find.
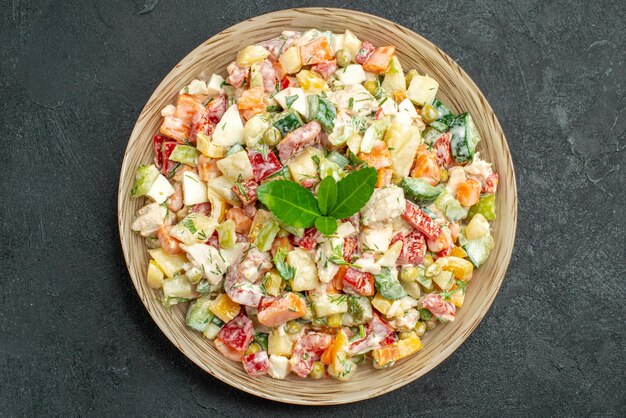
[1,0,624,416]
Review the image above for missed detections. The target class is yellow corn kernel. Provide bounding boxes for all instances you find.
[210,294,240,323]
[327,314,343,328]
[146,260,165,289]
[296,70,328,94]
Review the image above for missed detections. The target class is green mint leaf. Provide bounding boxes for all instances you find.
[256,180,320,228]
[315,216,338,236]
[329,167,378,219]
[317,176,337,215]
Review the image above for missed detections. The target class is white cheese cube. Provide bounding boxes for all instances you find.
[212,104,245,147]
[287,248,319,291]
[274,87,308,118]
[182,172,208,205]
[337,64,366,85]
[269,355,291,379]
[216,150,254,180]
[146,174,175,204]
[407,74,439,106]
[206,74,224,97]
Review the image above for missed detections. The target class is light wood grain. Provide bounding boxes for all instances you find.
[117,8,517,405]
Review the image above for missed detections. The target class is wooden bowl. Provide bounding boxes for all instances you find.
[118,8,517,405]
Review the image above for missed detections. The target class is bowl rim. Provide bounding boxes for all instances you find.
[117,7,518,405]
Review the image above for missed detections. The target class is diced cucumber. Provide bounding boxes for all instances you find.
[254,219,280,252]
[422,126,445,145]
[399,177,444,204]
[468,194,497,221]
[170,145,200,166]
[434,190,469,221]
[326,151,350,168]
[273,110,303,137]
[307,95,336,132]
[226,143,245,156]
[463,233,495,267]
[186,297,215,332]
[450,113,480,163]
[131,164,159,197]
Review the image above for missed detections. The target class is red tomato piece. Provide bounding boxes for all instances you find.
[206,94,228,124]
[188,110,214,145]
[311,59,337,80]
[402,202,441,241]
[232,179,258,206]
[152,134,168,169]
[482,172,499,194]
[242,351,270,376]
[214,337,244,362]
[433,132,453,167]
[276,121,322,163]
[391,230,427,264]
[348,313,395,355]
[290,332,333,377]
[342,236,358,262]
[217,313,254,352]
[421,293,456,322]
[342,268,375,296]
[355,41,375,64]
[248,149,282,181]
[279,76,291,90]
[290,227,320,250]
[227,63,249,88]
[160,142,179,176]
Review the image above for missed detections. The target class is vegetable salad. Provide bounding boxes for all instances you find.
[130,28,499,381]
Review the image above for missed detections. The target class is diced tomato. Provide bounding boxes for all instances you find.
[152,134,168,169]
[482,172,499,194]
[232,179,258,206]
[214,337,244,362]
[456,178,481,207]
[188,110,214,144]
[290,332,333,377]
[311,59,337,80]
[190,202,212,217]
[206,94,228,124]
[237,87,266,119]
[248,149,282,181]
[257,293,307,327]
[391,230,427,264]
[342,268,375,296]
[421,293,456,322]
[434,132,453,167]
[226,208,253,235]
[381,333,398,347]
[217,313,254,352]
[276,121,322,163]
[358,140,392,170]
[279,75,291,90]
[196,155,221,183]
[348,313,395,355]
[290,227,320,250]
[402,202,441,241]
[166,182,184,212]
[270,236,293,258]
[227,63,249,88]
[242,351,270,376]
[332,265,348,291]
[160,142,179,176]
[363,46,396,74]
[342,236,358,262]
[299,36,333,65]
[376,167,393,188]
[412,145,441,185]
[156,226,183,255]
[355,41,375,64]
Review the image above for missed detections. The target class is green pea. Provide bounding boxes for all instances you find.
[364,80,379,95]
[421,104,439,124]
[310,361,325,379]
[335,49,352,67]
[263,127,282,146]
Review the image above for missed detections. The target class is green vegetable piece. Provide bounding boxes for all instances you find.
[185,297,215,332]
[170,145,200,166]
[131,164,159,197]
[434,190,469,222]
[307,95,337,132]
[253,333,269,351]
[254,219,280,252]
[422,126,445,146]
[419,308,433,321]
[317,176,338,215]
[450,112,480,163]
[428,121,448,132]
[273,110,303,137]
[256,180,321,228]
[326,151,350,168]
[318,158,346,181]
[196,279,211,294]
[273,246,295,281]
[329,167,377,219]
[216,219,236,249]
[468,194,497,221]
[315,216,338,236]
[226,143,244,156]
[400,177,444,204]
[374,267,407,300]
[463,233,495,268]
[285,94,299,109]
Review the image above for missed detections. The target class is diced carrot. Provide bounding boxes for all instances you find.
[299,36,333,65]
[394,90,407,103]
[320,337,335,365]
[376,167,393,188]
[159,116,190,143]
[362,46,396,73]
[456,178,481,207]
[175,94,206,123]
[156,226,183,255]
[197,155,221,182]
[372,344,399,368]
[411,145,441,185]
[332,265,348,291]
[257,293,307,327]
[237,87,266,119]
[358,140,392,170]
[226,207,253,235]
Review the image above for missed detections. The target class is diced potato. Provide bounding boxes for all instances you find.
[383,121,422,179]
[310,291,348,317]
[170,213,218,245]
[146,260,165,289]
[244,114,271,148]
[296,69,328,94]
[331,33,344,54]
[279,46,302,74]
[248,209,275,243]
[196,133,227,158]
[210,294,241,323]
[407,74,439,106]
[381,56,406,94]
[206,188,226,222]
[432,270,454,291]
[216,150,254,180]
[287,147,323,185]
[269,355,291,379]
[212,104,245,147]
[263,270,283,297]
[450,288,465,307]
[206,74,224,97]
[287,248,319,292]
[207,176,239,205]
[337,64,366,85]
[342,30,362,61]
[274,87,308,118]
[236,45,270,67]
[146,174,175,204]
[268,329,294,357]
[376,240,403,267]
[182,172,208,206]
[148,248,187,278]
[162,275,196,302]
[466,213,490,240]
